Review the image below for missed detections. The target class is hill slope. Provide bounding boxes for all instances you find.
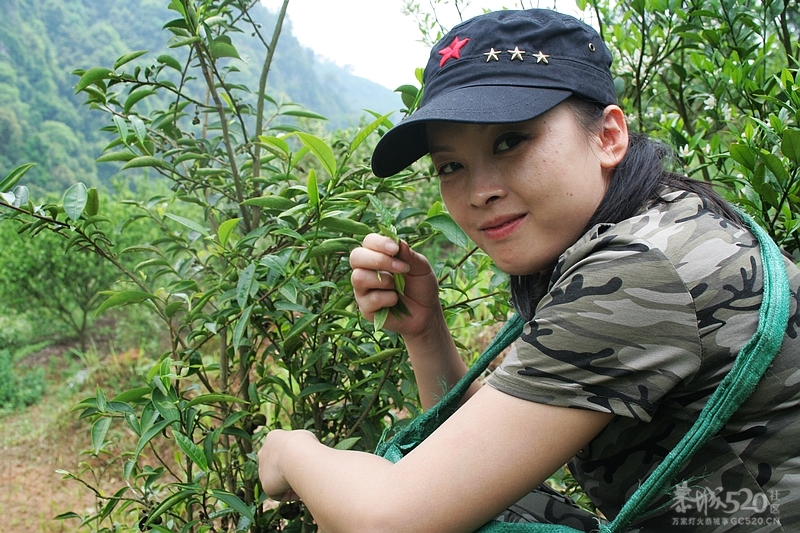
[0,0,402,192]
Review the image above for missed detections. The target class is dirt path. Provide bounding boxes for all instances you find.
[0,399,96,532]
[1,341,139,532]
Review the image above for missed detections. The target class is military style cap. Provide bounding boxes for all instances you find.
[371,9,617,177]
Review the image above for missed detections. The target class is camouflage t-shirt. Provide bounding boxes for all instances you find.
[487,190,800,532]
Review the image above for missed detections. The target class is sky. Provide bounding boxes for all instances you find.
[260,1,585,90]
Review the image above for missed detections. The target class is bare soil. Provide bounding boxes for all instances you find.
[1,339,143,532]
[0,394,97,531]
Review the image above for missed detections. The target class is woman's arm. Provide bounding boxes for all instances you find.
[350,234,480,408]
[401,310,482,409]
[259,385,613,533]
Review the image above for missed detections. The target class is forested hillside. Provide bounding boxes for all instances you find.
[0,0,400,192]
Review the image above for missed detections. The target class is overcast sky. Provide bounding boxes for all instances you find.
[260,1,585,90]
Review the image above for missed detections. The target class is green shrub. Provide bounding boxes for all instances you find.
[0,306,33,350]
[0,349,46,411]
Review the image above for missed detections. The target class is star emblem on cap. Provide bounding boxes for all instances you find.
[439,36,470,67]
[508,46,525,61]
[532,51,550,64]
[484,48,501,62]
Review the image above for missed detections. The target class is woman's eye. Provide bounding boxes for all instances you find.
[437,162,462,176]
[494,133,527,153]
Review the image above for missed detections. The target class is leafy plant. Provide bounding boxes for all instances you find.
[0,349,46,411]
[0,219,121,350]
[585,0,800,254]
[0,1,503,531]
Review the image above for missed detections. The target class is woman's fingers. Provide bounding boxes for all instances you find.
[350,269,399,315]
[350,266,395,291]
[351,234,434,278]
[350,237,407,320]
[258,429,321,501]
[355,289,400,318]
[360,232,400,255]
[349,235,410,305]
[349,243,409,275]
[349,234,440,333]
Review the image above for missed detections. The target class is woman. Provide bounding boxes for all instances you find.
[259,9,800,532]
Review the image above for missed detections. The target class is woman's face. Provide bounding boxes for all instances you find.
[427,104,613,276]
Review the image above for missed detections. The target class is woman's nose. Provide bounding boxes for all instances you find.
[468,167,506,207]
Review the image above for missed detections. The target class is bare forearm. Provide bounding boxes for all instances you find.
[276,433,403,533]
[261,388,613,533]
[403,313,480,410]
[271,426,500,533]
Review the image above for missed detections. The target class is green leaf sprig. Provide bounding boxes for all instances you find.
[368,195,411,331]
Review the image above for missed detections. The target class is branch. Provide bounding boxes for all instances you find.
[776,0,798,69]
[193,44,252,233]
[442,290,507,312]
[253,0,290,190]
[342,355,396,440]
[437,245,479,285]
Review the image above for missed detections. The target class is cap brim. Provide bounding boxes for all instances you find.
[371,86,572,177]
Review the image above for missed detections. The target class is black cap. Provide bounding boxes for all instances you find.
[371,9,617,178]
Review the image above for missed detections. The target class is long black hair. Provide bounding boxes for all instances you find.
[510,98,743,320]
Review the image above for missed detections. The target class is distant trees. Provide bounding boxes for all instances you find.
[0,0,396,194]
[0,221,119,350]
[0,349,45,411]
[0,0,102,191]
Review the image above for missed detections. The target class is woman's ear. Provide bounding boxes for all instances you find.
[595,105,629,169]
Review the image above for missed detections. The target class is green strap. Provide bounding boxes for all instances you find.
[375,313,525,463]
[376,210,791,533]
[477,523,583,533]
[597,210,791,533]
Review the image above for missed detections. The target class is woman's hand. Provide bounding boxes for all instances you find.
[258,429,318,501]
[350,234,443,338]
[352,233,467,408]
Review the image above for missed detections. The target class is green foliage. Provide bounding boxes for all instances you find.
[546,465,598,514]
[586,0,800,254]
[0,349,46,411]
[0,305,33,350]
[0,212,122,349]
[0,0,398,194]
[2,2,503,532]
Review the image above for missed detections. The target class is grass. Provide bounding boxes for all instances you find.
[0,380,95,532]
[0,341,150,533]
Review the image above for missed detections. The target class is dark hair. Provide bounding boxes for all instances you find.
[510,98,743,320]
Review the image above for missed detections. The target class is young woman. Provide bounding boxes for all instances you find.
[259,9,800,532]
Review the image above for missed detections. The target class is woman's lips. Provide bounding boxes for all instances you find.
[480,214,526,240]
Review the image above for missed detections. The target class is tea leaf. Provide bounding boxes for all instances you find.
[373,307,389,331]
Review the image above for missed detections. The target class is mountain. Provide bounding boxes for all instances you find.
[0,0,403,192]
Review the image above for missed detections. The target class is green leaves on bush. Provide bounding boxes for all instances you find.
[593,0,800,253]
[0,350,45,411]
[0,1,502,530]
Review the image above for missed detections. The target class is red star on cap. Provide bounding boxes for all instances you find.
[438,36,469,67]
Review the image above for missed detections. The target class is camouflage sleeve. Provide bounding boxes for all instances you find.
[488,234,702,422]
